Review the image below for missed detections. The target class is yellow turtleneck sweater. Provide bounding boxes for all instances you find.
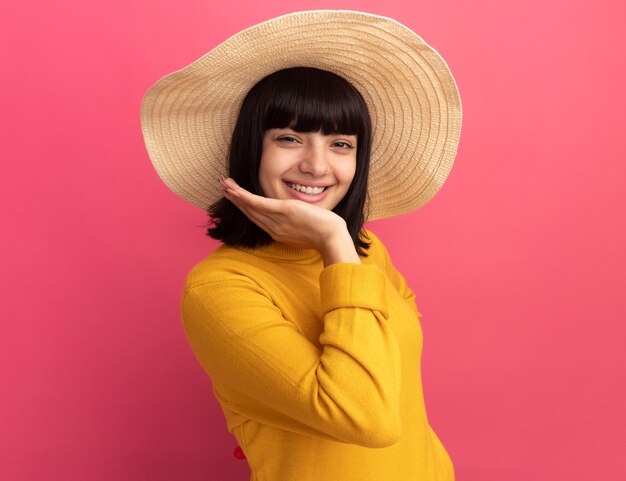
[182,229,453,480]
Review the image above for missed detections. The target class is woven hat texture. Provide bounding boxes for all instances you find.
[140,10,462,220]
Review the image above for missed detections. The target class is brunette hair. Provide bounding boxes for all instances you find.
[208,67,372,255]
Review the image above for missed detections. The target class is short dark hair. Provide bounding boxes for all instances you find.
[208,67,372,255]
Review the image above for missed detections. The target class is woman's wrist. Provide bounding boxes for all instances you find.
[319,229,361,267]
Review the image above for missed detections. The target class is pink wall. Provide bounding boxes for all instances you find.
[2,0,625,480]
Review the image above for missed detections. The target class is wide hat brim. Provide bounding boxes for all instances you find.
[140,10,462,220]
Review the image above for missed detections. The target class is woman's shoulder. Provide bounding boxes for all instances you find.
[183,244,261,293]
[362,228,415,303]
[362,228,393,267]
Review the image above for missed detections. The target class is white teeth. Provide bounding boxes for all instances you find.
[287,183,326,195]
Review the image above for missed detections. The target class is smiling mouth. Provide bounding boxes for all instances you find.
[285,182,329,195]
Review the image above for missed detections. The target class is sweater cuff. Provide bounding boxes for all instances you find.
[319,263,388,317]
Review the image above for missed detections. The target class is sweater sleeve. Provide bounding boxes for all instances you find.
[181,262,402,448]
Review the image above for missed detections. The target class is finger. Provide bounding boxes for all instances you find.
[226,185,285,216]
[238,192,281,214]
[225,189,274,231]
[221,180,251,206]
[220,177,242,193]
[221,178,292,233]
[221,178,255,203]
[219,175,230,189]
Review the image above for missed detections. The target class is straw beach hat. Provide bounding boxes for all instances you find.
[140,10,462,220]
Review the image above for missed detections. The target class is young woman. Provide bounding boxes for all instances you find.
[141,11,461,481]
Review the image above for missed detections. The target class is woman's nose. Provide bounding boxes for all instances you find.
[299,145,329,177]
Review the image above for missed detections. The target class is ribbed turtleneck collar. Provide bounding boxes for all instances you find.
[236,241,322,264]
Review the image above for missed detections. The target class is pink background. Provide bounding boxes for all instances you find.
[2,0,625,479]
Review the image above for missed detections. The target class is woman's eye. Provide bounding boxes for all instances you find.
[332,141,354,149]
[277,136,298,143]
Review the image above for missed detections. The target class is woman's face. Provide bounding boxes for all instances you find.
[258,128,357,210]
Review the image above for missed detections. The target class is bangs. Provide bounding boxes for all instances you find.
[257,67,369,136]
